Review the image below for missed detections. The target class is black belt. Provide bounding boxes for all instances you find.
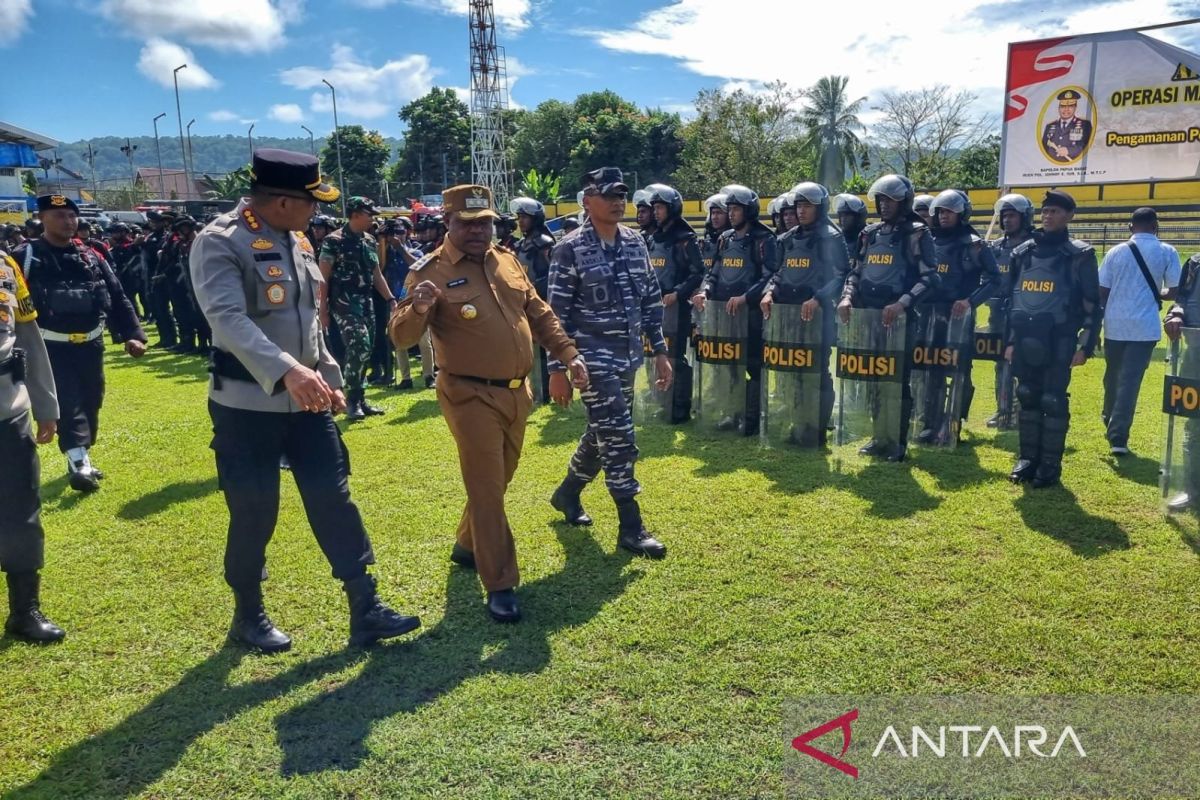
[0,349,26,381]
[209,349,312,396]
[451,373,527,389]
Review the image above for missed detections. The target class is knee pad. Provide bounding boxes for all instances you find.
[1016,383,1039,409]
[1040,392,1069,417]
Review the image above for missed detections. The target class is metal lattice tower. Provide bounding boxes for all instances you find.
[469,0,512,207]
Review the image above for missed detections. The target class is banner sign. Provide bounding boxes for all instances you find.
[1000,29,1200,185]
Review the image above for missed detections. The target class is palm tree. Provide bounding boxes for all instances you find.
[201,166,253,201]
[799,76,867,190]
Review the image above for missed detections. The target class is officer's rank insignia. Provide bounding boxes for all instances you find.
[266,265,284,278]
[460,303,477,320]
[0,291,9,304]
[251,238,274,250]
[241,208,262,232]
[266,284,286,305]
[298,236,314,253]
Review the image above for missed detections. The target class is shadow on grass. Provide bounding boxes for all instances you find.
[533,403,587,447]
[1106,451,1162,488]
[273,524,636,776]
[107,349,209,385]
[3,646,364,800]
[909,441,994,492]
[116,477,219,520]
[383,398,443,425]
[1164,513,1200,558]
[1015,487,1130,557]
[38,474,91,512]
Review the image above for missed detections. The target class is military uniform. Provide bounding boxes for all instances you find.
[1006,190,1101,488]
[547,168,668,558]
[389,185,580,620]
[1042,117,1092,162]
[16,196,145,491]
[0,248,64,642]
[320,198,392,418]
[191,149,419,651]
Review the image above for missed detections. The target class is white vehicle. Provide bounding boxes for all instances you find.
[108,210,148,227]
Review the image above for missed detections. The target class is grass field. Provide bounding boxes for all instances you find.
[1,342,1198,799]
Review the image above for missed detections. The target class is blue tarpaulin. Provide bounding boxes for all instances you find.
[0,143,39,168]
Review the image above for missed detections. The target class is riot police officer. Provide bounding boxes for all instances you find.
[700,193,730,271]
[633,189,657,239]
[547,167,669,559]
[166,216,202,354]
[987,193,1035,429]
[916,189,1000,443]
[143,210,174,346]
[1,248,64,642]
[494,213,518,252]
[1164,252,1200,511]
[107,222,146,320]
[15,196,146,492]
[778,193,799,234]
[837,175,939,461]
[693,184,776,435]
[511,196,556,402]
[645,183,704,423]
[760,182,848,445]
[1005,190,1100,488]
[834,193,868,262]
[914,194,935,227]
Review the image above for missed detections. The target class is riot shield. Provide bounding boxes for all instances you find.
[529,346,548,405]
[694,304,750,434]
[761,303,827,447]
[835,307,907,451]
[1162,329,1200,517]
[909,307,975,448]
[634,302,692,424]
[977,299,1015,429]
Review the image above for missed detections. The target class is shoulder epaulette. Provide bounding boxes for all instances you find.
[240,207,262,233]
[409,251,437,273]
[1012,239,1037,258]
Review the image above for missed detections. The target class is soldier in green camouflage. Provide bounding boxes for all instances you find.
[319,197,399,420]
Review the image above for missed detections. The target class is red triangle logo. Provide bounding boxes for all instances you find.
[791,708,859,779]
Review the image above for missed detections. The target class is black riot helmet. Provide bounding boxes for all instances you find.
[509,196,546,223]
[646,183,683,219]
[995,193,1035,231]
[719,184,760,221]
[913,194,935,218]
[790,182,830,217]
[632,189,652,209]
[930,189,972,227]
[867,174,916,218]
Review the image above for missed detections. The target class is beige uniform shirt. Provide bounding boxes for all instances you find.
[190,199,342,412]
[0,251,57,422]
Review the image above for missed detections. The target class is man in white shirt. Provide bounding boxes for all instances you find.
[1099,207,1181,455]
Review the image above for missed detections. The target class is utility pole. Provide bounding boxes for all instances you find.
[173,63,189,199]
[83,143,99,200]
[300,124,314,155]
[120,138,138,184]
[322,79,347,216]
[186,119,196,180]
[152,112,166,200]
[247,123,255,161]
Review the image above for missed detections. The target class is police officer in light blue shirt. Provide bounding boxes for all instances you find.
[1098,207,1181,456]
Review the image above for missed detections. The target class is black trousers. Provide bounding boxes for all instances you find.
[150,277,177,346]
[0,412,45,573]
[169,278,197,347]
[370,292,393,382]
[208,400,375,590]
[45,338,105,453]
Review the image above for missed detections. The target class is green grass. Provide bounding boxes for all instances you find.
[1,342,1198,799]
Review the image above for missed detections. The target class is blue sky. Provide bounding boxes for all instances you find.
[2,0,1198,144]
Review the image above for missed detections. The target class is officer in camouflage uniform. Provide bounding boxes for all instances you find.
[0,248,65,642]
[987,193,1035,429]
[319,196,399,420]
[548,167,670,559]
[1005,189,1100,488]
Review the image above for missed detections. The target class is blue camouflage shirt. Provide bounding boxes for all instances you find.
[547,219,667,373]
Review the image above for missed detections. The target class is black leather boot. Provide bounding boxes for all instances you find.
[4,572,65,643]
[615,497,666,559]
[360,398,386,416]
[344,574,421,647]
[228,585,291,653]
[449,542,476,569]
[345,390,366,421]
[550,477,593,526]
[1032,412,1069,489]
[486,589,521,623]
[1010,408,1042,483]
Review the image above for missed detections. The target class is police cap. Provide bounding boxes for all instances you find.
[581,167,629,196]
[250,148,340,203]
[36,194,79,214]
[1042,189,1076,212]
[1057,89,1081,105]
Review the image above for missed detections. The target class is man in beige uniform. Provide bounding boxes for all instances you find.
[191,149,420,652]
[390,184,586,623]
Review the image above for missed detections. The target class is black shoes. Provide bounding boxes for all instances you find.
[450,543,476,570]
[67,462,101,493]
[858,440,905,461]
[345,402,366,421]
[228,586,291,653]
[858,439,883,456]
[914,428,935,445]
[344,574,421,647]
[424,375,436,389]
[360,400,386,417]
[1031,462,1061,489]
[616,497,667,559]
[551,479,593,526]
[1010,458,1038,483]
[396,378,414,390]
[4,572,65,643]
[486,589,521,623]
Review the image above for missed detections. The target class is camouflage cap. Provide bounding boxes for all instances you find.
[581,167,629,196]
[346,196,379,215]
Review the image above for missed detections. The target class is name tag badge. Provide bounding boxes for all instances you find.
[447,278,467,288]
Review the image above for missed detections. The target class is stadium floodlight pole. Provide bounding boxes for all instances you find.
[322,78,347,216]
[300,124,314,155]
[152,113,166,200]
[186,118,196,180]
[248,123,255,161]
[173,64,189,199]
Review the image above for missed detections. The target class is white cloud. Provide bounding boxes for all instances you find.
[280,44,440,119]
[269,103,305,123]
[406,0,532,33]
[137,39,219,89]
[591,0,1193,115]
[97,0,297,52]
[208,110,239,122]
[0,0,33,47]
